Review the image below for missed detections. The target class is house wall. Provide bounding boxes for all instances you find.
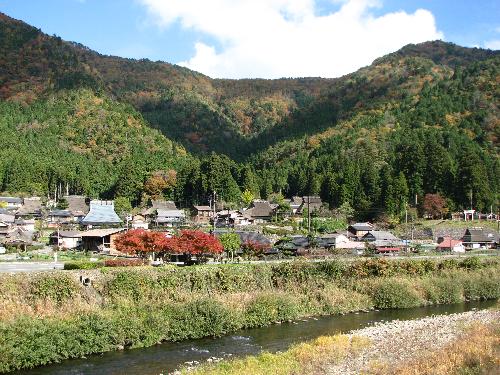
[60,237,81,249]
[132,222,149,229]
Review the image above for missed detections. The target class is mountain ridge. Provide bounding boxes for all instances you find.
[0,11,498,217]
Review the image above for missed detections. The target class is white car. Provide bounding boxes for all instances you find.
[0,246,6,254]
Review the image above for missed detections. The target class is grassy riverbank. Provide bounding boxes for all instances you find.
[1,258,499,372]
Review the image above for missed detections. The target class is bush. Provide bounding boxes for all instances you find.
[462,271,500,300]
[104,258,146,267]
[439,258,459,270]
[244,293,301,327]
[459,256,482,270]
[422,277,463,304]
[64,261,104,270]
[105,270,156,301]
[372,279,423,309]
[167,298,241,340]
[29,274,79,304]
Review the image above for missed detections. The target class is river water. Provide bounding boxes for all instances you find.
[17,300,497,375]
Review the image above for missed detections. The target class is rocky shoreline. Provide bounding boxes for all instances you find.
[327,308,500,374]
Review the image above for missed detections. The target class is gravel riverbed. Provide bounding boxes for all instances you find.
[326,308,500,374]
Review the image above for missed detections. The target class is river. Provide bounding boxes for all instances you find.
[16,300,497,375]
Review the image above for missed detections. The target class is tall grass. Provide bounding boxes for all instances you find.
[0,258,498,372]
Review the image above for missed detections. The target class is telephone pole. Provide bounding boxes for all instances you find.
[307,196,311,233]
[212,191,217,233]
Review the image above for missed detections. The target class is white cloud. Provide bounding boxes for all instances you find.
[484,39,500,50]
[140,0,443,78]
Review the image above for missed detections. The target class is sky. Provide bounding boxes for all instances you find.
[0,0,498,79]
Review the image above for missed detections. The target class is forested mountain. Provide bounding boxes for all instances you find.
[0,12,498,219]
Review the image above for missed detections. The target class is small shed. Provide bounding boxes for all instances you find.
[436,237,465,253]
[131,215,149,229]
[50,230,82,249]
[348,222,374,238]
[80,228,126,253]
[156,209,185,226]
[193,205,213,224]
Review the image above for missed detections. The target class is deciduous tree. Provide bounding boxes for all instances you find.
[422,193,448,219]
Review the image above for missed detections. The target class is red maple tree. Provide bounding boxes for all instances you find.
[114,229,169,258]
[115,229,223,263]
[165,230,223,256]
[422,193,448,219]
[241,240,270,259]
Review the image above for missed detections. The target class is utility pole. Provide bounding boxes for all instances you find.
[307,196,311,233]
[212,191,217,233]
[405,199,408,225]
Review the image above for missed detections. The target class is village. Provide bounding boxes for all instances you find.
[0,194,498,264]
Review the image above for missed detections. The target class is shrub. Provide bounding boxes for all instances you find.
[244,293,301,327]
[372,279,423,309]
[439,258,459,270]
[422,277,463,304]
[348,259,396,278]
[459,256,482,270]
[64,261,104,270]
[462,271,500,300]
[166,299,241,341]
[29,274,79,304]
[105,270,156,301]
[104,258,146,267]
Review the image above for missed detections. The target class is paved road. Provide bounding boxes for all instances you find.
[0,262,64,273]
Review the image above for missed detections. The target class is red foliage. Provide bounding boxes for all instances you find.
[422,193,448,219]
[241,240,271,258]
[114,229,222,260]
[164,230,223,256]
[104,258,146,267]
[114,229,169,257]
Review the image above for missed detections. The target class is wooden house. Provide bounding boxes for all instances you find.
[80,228,126,253]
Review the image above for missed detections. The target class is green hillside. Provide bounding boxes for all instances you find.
[0,12,498,218]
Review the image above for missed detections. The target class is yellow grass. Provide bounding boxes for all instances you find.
[182,334,370,375]
[377,322,500,375]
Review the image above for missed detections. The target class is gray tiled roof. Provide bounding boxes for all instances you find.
[0,213,15,224]
[49,209,73,217]
[0,197,22,204]
[51,230,82,238]
[82,201,122,225]
[362,230,399,241]
[349,222,374,231]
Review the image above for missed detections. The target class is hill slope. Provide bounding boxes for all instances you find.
[0,12,498,217]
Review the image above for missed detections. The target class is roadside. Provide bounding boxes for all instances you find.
[0,261,64,273]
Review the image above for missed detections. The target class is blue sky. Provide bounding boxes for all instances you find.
[0,0,498,78]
